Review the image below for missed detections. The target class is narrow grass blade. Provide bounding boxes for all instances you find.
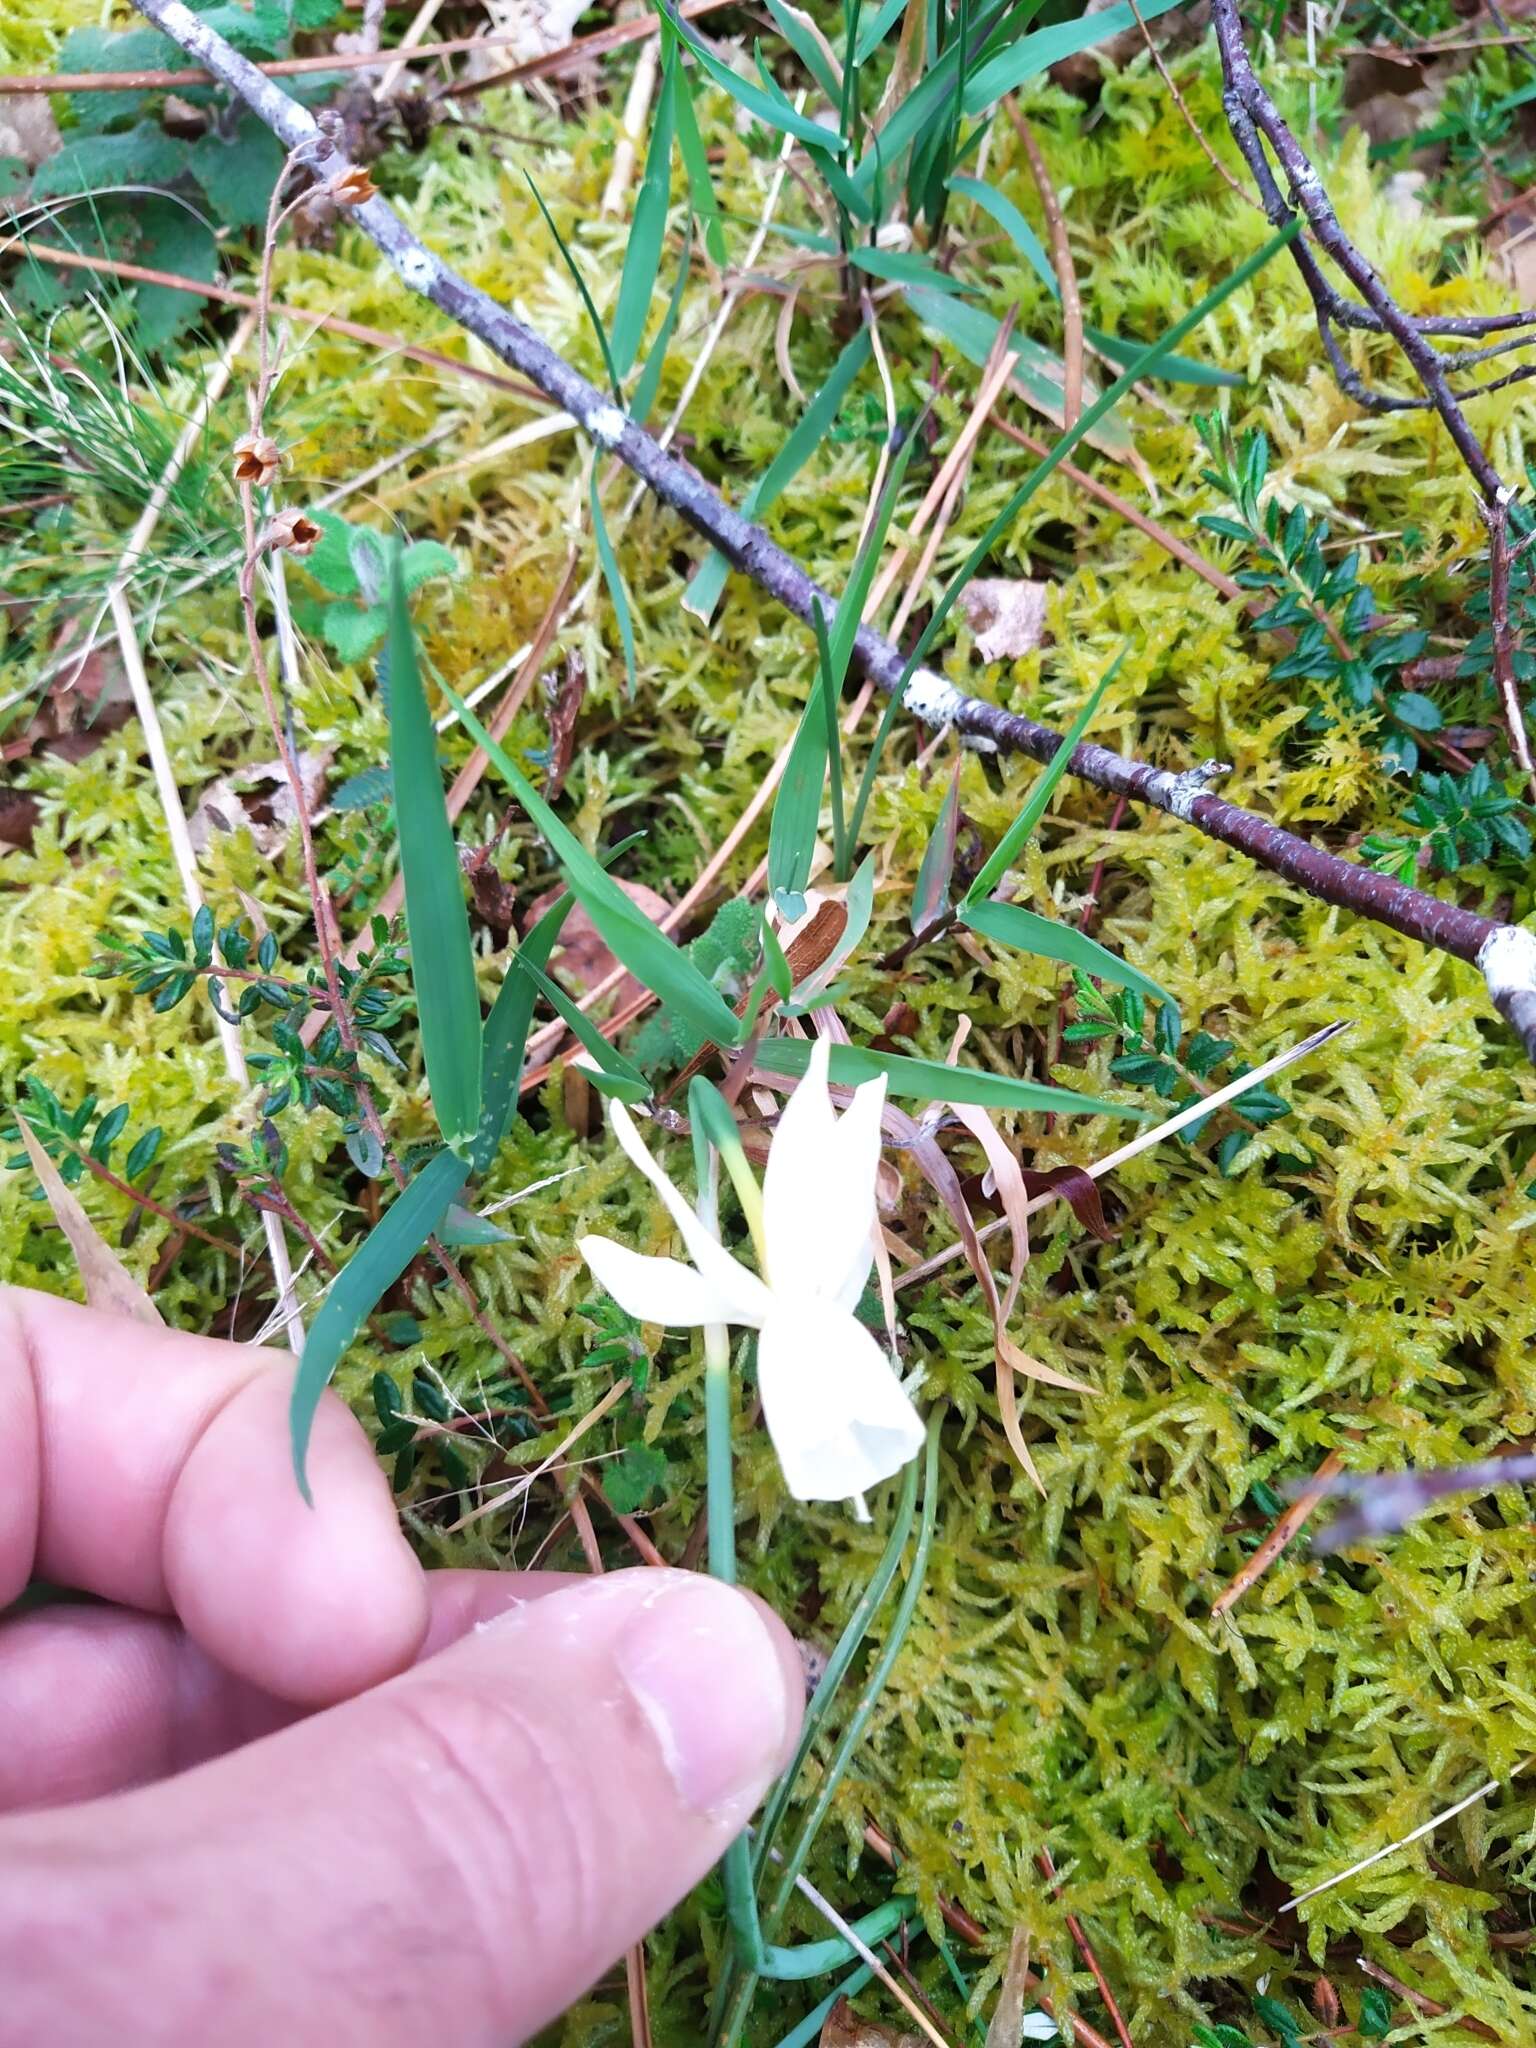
[590,463,638,696]
[813,598,846,876]
[441,684,744,1045]
[959,896,1174,1013]
[912,753,962,930]
[850,0,1037,193]
[952,173,1242,387]
[514,954,651,1100]
[668,10,837,145]
[961,0,1186,110]
[949,170,1056,291]
[766,0,842,101]
[754,1036,1142,1115]
[898,221,1302,695]
[962,648,1124,906]
[855,0,907,64]
[905,284,1137,457]
[289,1147,470,1500]
[469,890,575,1171]
[850,244,974,292]
[685,327,872,620]
[630,215,692,426]
[526,171,622,401]
[669,41,728,264]
[768,671,831,916]
[385,554,483,1153]
[610,60,677,379]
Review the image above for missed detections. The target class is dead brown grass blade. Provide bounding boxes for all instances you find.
[16,1121,164,1328]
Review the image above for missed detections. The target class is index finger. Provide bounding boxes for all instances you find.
[0,1287,427,1705]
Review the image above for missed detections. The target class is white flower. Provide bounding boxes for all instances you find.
[579,1040,925,1504]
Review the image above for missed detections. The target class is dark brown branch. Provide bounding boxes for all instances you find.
[1209,0,1528,497]
[124,0,1536,1065]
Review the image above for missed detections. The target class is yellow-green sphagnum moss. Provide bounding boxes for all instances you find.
[5,14,1536,2043]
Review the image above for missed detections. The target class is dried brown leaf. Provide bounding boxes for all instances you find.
[820,1996,923,2048]
[960,578,1049,663]
[15,1122,163,1327]
[983,1928,1034,2048]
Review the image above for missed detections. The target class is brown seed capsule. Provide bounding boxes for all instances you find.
[328,165,378,207]
[262,508,322,559]
[231,432,282,488]
[1313,1976,1341,2027]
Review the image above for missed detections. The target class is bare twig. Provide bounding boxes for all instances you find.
[1354,1958,1499,2041]
[10,0,735,94]
[1209,1447,1347,1622]
[1482,496,1536,801]
[1007,106,1084,430]
[123,0,1536,1066]
[1210,0,1535,484]
[1036,1849,1135,2048]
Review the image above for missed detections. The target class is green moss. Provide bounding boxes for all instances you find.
[5,22,1536,2045]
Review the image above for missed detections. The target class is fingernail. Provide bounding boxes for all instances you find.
[616,1579,794,1814]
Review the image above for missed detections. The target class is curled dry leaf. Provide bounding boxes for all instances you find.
[14,1121,164,1328]
[542,651,587,800]
[188,749,333,857]
[960,578,1049,663]
[819,1995,924,2048]
[231,432,282,488]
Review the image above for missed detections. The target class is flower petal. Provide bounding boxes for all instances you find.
[755,1294,925,1503]
[606,1101,770,1324]
[763,1038,885,1309]
[579,1235,740,1327]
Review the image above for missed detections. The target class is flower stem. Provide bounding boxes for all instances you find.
[714,1418,940,2044]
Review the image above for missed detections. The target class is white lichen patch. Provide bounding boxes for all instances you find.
[391,245,440,293]
[905,669,967,727]
[1478,922,1536,1001]
[586,403,628,449]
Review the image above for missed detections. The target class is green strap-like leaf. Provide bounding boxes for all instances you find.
[753,1035,1143,1116]
[961,0,1187,111]
[590,464,638,696]
[685,327,873,620]
[514,954,651,1100]
[963,649,1124,906]
[959,896,1175,1013]
[441,684,744,1046]
[950,174,1242,389]
[289,1146,469,1500]
[611,55,678,378]
[385,555,483,1152]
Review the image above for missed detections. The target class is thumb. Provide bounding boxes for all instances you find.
[0,1570,805,2048]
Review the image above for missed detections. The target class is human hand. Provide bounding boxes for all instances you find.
[0,1288,803,2046]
